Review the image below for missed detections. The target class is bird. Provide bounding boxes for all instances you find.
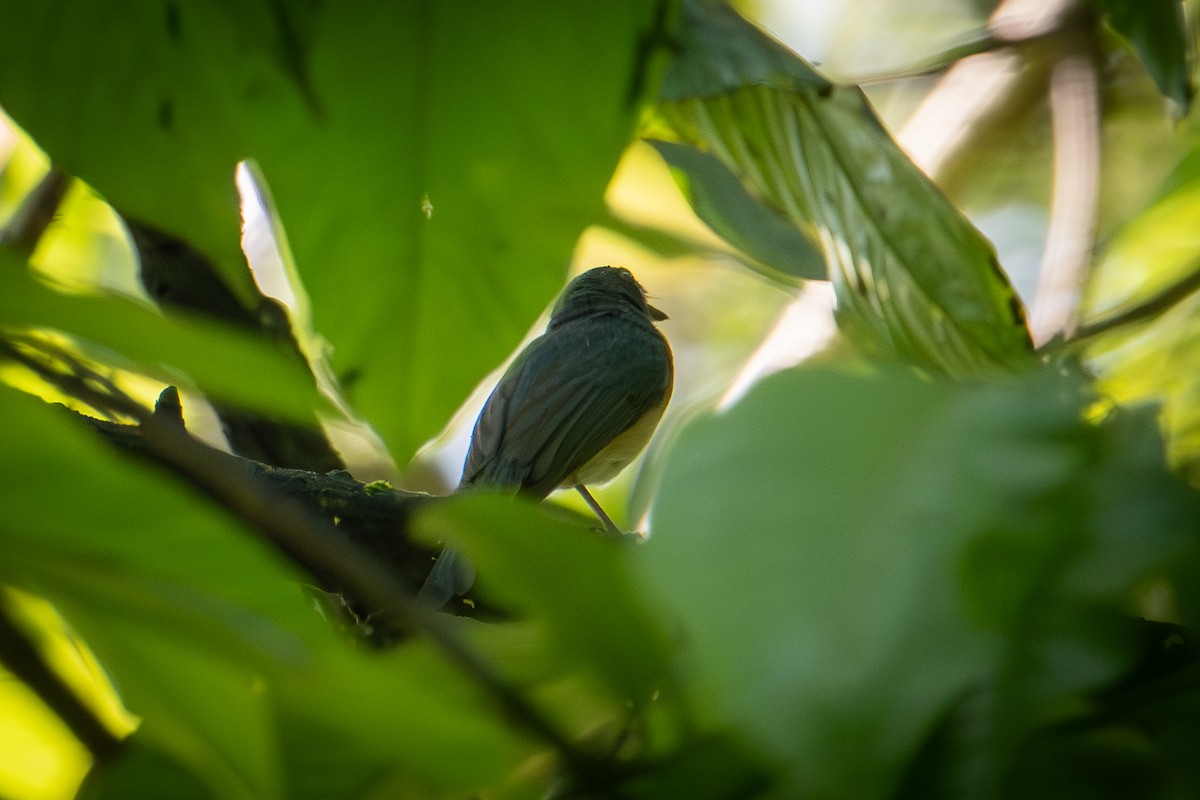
[419,266,673,607]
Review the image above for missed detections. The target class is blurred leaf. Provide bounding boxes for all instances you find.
[1095,0,1194,111]
[0,257,325,422]
[625,734,773,800]
[28,179,139,296]
[638,365,1199,798]
[0,2,658,460]
[0,124,52,225]
[898,622,1200,799]
[0,653,93,800]
[1084,139,1200,477]
[270,641,531,799]
[647,139,824,281]
[656,0,1032,376]
[414,493,671,704]
[1087,141,1200,312]
[81,737,217,800]
[0,386,302,798]
[0,384,532,798]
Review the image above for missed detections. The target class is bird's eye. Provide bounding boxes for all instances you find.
[617,268,632,281]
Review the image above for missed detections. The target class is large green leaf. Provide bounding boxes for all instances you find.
[0,2,656,459]
[81,737,218,800]
[654,0,1032,376]
[0,384,532,798]
[637,365,1198,798]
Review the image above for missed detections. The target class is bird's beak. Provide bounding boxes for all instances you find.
[648,303,669,321]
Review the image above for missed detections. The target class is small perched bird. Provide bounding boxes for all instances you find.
[419,266,673,606]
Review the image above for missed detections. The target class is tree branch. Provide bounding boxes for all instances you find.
[1028,21,1101,344]
[898,0,1089,196]
[2,335,439,604]
[0,337,618,790]
[129,396,609,789]
[125,217,346,472]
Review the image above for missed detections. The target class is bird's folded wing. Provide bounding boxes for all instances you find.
[463,320,669,496]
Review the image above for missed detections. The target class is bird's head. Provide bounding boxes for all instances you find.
[549,266,667,327]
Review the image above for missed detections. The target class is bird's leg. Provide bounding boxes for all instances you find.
[575,484,624,538]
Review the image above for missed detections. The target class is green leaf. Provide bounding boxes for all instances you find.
[638,365,1198,797]
[647,139,824,281]
[656,0,1032,376]
[0,2,658,460]
[1095,0,1194,111]
[0,385,532,798]
[0,259,325,422]
[625,734,774,800]
[80,737,218,800]
[270,642,531,798]
[0,389,300,798]
[414,493,671,705]
[1083,139,1200,477]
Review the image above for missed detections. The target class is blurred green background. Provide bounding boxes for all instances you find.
[2,0,1200,797]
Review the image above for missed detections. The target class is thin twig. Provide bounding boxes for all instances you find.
[1057,257,1200,349]
[0,337,144,422]
[852,24,1069,87]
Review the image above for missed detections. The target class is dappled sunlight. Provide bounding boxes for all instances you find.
[0,591,137,800]
[0,682,91,800]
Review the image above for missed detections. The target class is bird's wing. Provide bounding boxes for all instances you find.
[458,333,547,489]
[462,315,670,497]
